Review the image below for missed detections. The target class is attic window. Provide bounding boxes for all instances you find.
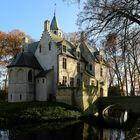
[63,45,66,52]
[49,42,52,50]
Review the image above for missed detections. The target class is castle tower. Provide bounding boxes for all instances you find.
[50,13,62,37]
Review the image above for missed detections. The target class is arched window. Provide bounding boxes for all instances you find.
[49,42,51,50]
[20,94,22,100]
[28,70,32,82]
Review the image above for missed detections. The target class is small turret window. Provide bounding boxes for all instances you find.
[54,31,57,34]
[28,70,32,82]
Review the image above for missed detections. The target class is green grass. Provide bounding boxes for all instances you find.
[0,101,82,122]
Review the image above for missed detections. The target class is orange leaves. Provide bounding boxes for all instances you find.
[0,29,25,65]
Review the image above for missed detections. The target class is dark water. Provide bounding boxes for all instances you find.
[0,120,130,140]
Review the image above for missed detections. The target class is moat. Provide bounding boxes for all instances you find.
[0,119,133,140]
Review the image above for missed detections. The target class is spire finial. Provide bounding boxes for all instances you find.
[54,3,56,16]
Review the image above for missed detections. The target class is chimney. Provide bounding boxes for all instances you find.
[21,37,29,52]
[80,31,87,42]
[44,20,50,32]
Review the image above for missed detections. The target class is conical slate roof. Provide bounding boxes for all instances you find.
[7,52,43,70]
[50,14,59,30]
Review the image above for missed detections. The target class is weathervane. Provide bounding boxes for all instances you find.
[54,3,56,16]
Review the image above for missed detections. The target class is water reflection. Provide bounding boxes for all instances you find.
[0,121,130,140]
[103,105,129,124]
[0,130,9,140]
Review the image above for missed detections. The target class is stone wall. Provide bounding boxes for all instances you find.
[56,84,100,114]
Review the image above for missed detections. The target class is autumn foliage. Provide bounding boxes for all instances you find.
[0,29,25,66]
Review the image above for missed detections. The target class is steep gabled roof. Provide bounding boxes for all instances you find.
[50,14,59,30]
[7,52,43,70]
[28,41,39,54]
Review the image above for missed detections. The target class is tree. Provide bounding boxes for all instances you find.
[77,0,140,39]
[0,29,25,95]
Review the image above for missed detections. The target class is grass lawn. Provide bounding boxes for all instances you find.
[0,101,82,122]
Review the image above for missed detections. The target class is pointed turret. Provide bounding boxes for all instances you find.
[50,13,59,30]
[50,13,62,37]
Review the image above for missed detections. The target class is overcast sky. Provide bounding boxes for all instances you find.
[0,0,81,40]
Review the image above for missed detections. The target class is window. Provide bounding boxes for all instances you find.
[11,94,12,100]
[100,67,103,77]
[100,55,103,61]
[63,45,66,52]
[39,45,42,53]
[49,42,51,50]
[42,79,45,83]
[62,76,67,86]
[28,70,32,82]
[63,58,67,69]
[77,52,80,58]
[77,62,80,72]
[54,31,56,34]
[90,64,92,71]
[20,94,22,100]
[91,80,94,86]
[37,79,39,83]
[100,88,104,97]
[77,79,80,87]
[70,77,74,87]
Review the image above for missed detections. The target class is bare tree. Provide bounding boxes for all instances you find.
[77,0,140,39]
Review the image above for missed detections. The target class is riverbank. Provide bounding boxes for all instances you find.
[0,101,82,123]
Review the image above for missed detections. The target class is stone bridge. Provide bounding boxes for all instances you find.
[95,96,140,116]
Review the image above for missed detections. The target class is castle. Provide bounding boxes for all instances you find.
[7,14,108,111]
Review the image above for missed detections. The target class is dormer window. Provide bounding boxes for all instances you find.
[63,45,66,53]
[49,42,51,50]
